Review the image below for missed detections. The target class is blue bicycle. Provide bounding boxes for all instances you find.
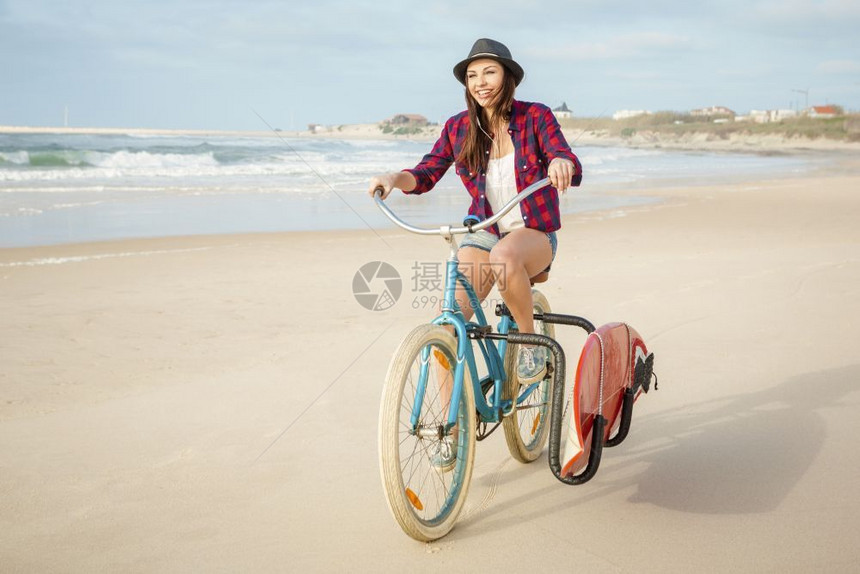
[374,178,567,540]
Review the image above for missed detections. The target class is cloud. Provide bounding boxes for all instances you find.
[603,70,665,81]
[752,0,860,24]
[817,60,860,74]
[742,0,860,30]
[3,0,859,127]
[526,32,693,62]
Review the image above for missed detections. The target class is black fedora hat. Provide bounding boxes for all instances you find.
[453,38,524,86]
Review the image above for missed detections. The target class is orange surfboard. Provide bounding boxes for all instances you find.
[561,323,650,477]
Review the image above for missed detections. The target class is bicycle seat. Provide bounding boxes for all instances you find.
[530,270,549,285]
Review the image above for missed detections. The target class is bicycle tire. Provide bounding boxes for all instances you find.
[502,289,555,463]
[378,324,476,541]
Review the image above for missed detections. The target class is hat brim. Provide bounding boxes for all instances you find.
[453,55,524,87]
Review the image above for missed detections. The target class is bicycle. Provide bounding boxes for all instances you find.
[373,177,656,541]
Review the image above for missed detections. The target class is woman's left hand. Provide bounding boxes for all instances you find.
[548,158,575,193]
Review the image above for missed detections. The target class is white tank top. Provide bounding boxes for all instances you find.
[485,153,523,233]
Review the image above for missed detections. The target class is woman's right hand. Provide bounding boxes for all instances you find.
[368,173,399,200]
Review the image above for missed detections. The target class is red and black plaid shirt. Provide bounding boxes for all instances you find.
[403,100,582,235]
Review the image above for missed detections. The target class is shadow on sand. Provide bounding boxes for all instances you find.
[456,364,857,537]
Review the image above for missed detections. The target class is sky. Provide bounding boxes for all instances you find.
[1,0,859,130]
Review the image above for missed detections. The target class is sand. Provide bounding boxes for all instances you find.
[1,164,859,572]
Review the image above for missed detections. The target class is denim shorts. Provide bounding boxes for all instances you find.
[460,229,558,269]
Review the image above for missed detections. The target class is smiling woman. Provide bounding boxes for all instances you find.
[457,58,518,173]
[369,37,583,384]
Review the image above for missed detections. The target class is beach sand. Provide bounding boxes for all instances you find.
[1,167,859,572]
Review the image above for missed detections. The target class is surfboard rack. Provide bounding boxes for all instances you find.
[483,328,608,485]
[492,305,659,485]
[495,303,596,334]
[605,389,635,447]
[607,351,656,447]
[553,415,607,484]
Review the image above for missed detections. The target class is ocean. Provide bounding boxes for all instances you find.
[0,131,811,248]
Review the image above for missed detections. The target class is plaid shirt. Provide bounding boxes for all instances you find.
[404,100,582,235]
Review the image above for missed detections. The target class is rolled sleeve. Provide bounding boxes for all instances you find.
[536,105,583,187]
[403,122,456,195]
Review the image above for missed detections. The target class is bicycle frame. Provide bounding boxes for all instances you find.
[413,236,515,432]
[375,177,553,435]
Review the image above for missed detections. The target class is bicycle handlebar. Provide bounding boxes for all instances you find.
[373,177,551,236]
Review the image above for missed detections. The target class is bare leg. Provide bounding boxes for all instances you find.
[438,246,496,419]
[489,228,553,334]
[436,233,550,445]
[453,246,496,321]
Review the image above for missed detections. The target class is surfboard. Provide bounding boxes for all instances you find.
[560,322,650,477]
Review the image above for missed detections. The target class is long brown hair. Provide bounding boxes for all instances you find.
[456,67,517,173]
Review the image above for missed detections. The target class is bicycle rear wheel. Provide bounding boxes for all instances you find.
[502,289,555,462]
[378,324,476,541]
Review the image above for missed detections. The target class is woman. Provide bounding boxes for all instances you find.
[369,38,582,384]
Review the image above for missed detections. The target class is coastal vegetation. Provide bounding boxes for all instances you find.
[379,124,427,136]
[559,111,860,142]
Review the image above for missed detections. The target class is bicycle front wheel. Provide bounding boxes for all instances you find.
[378,324,476,541]
[502,289,555,462]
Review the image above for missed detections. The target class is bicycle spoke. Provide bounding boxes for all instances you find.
[395,343,456,520]
[379,325,475,539]
[502,291,554,461]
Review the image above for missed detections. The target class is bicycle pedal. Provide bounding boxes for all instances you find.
[467,325,493,339]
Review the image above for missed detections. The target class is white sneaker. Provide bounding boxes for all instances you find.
[517,345,547,384]
[430,436,457,473]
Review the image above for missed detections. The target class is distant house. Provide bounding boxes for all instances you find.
[746,109,797,123]
[691,106,736,118]
[386,114,429,126]
[553,102,573,119]
[613,110,652,120]
[807,105,838,118]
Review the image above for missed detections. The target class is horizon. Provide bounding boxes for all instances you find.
[1,102,854,134]
[2,1,859,131]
